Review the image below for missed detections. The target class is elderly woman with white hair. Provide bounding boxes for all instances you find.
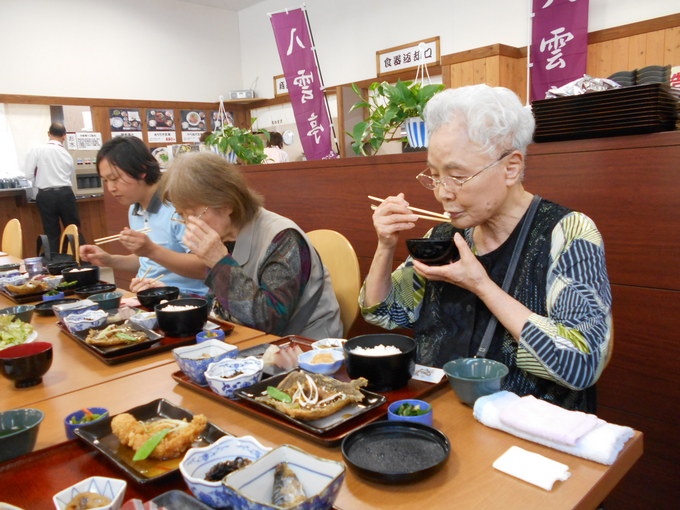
[361,84,612,411]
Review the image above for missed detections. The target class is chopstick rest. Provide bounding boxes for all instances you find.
[493,446,571,491]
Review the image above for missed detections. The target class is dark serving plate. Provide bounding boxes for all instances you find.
[151,490,213,509]
[0,286,47,304]
[67,322,164,358]
[234,370,386,435]
[34,298,79,316]
[74,398,229,484]
[341,421,450,483]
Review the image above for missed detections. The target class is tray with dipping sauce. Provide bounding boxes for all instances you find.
[58,320,233,365]
[172,335,446,446]
[74,398,229,484]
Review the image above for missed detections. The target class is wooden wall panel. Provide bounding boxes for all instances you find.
[664,26,680,65]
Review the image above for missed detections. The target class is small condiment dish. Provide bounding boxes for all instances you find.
[298,349,344,375]
[128,311,157,331]
[63,309,108,333]
[205,356,263,399]
[180,435,271,508]
[172,339,239,386]
[311,338,346,352]
[387,398,433,426]
[196,328,226,343]
[64,407,109,440]
[52,476,127,510]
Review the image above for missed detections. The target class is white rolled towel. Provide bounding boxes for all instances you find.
[473,391,635,465]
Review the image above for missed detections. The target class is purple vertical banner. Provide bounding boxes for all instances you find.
[270,8,337,160]
[531,0,589,101]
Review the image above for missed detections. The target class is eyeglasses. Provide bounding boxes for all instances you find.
[171,207,209,224]
[416,150,514,193]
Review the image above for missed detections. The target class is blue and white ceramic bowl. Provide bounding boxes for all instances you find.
[180,435,271,508]
[222,444,346,510]
[172,339,239,386]
[63,309,108,333]
[205,356,263,399]
[52,476,127,510]
[128,311,158,331]
[298,349,344,375]
[53,299,98,323]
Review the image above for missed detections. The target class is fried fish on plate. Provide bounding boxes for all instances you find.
[85,324,148,346]
[111,413,207,460]
[255,370,368,421]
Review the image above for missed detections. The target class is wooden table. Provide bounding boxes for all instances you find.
[1,334,643,510]
[0,290,268,410]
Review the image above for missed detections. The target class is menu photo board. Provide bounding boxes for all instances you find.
[180,110,208,143]
[109,108,143,139]
[210,110,234,132]
[147,109,177,143]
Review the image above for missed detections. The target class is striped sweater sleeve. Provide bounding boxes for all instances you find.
[517,212,613,390]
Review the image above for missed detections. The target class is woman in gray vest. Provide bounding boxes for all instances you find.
[160,152,342,340]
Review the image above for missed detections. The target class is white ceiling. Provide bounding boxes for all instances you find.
[177,0,267,11]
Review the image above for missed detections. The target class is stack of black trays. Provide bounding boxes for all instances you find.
[532,83,678,142]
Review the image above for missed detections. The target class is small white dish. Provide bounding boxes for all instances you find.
[53,476,126,510]
[311,338,346,352]
[298,349,344,375]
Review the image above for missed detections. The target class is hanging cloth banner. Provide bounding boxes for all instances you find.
[530,0,589,101]
[270,7,337,160]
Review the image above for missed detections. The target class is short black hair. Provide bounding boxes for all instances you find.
[268,131,283,148]
[96,136,160,185]
[48,123,66,137]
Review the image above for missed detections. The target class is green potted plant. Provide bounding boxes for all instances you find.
[348,80,445,156]
[204,122,270,165]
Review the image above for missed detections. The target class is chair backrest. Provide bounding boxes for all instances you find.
[1,218,22,259]
[60,224,80,263]
[306,229,361,336]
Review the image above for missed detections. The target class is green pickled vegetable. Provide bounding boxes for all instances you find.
[132,428,172,461]
[267,386,292,403]
[395,403,430,416]
[69,408,107,424]
[115,332,139,343]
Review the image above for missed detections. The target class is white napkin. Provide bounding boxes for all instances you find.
[474,391,635,465]
[499,394,600,446]
[493,446,571,491]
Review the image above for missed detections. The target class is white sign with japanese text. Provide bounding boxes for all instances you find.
[377,37,440,76]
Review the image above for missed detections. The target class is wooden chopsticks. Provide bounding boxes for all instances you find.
[94,227,152,245]
[368,195,450,222]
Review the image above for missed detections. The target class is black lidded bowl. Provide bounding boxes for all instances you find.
[155,298,208,338]
[344,334,416,391]
[406,238,458,265]
[47,261,78,276]
[75,282,117,299]
[61,265,100,288]
[137,286,180,310]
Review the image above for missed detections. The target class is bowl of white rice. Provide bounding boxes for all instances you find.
[344,334,416,391]
[155,298,208,338]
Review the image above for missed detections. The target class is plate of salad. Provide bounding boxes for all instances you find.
[0,316,37,350]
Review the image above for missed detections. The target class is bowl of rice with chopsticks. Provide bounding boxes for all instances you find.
[155,298,208,338]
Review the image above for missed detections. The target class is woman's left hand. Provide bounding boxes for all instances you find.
[412,233,491,295]
[182,215,229,268]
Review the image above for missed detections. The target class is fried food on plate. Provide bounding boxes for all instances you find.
[256,370,368,421]
[111,412,207,460]
[85,324,148,346]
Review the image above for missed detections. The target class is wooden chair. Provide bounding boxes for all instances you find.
[307,229,361,336]
[60,224,80,264]
[1,218,22,259]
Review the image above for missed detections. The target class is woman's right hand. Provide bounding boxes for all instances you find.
[79,245,111,267]
[372,193,419,249]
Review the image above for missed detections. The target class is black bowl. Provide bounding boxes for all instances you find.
[34,298,79,316]
[0,304,36,323]
[0,408,44,463]
[344,334,416,391]
[341,421,450,483]
[0,342,53,388]
[47,261,78,276]
[406,238,458,265]
[75,282,117,299]
[155,298,208,338]
[61,265,100,288]
[137,286,180,310]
